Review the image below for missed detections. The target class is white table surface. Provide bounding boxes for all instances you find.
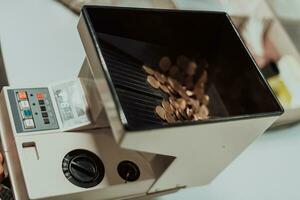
[1,1,300,200]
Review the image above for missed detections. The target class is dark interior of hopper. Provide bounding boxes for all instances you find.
[82,6,283,130]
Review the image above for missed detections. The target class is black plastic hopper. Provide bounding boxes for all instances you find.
[81,6,283,131]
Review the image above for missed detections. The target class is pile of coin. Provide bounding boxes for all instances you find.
[144,55,210,123]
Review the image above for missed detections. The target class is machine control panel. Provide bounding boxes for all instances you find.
[7,88,59,133]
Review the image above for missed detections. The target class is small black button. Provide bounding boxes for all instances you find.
[40,106,46,112]
[38,100,45,105]
[43,118,50,124]
[42,112,48,118]
[117,161,140,182]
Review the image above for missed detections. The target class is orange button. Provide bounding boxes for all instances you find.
[18,91,27,100]
[36,93,44,100]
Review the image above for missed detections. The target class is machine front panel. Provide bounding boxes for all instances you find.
[7,88,59,133]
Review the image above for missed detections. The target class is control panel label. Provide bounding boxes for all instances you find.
[8,88,59,133]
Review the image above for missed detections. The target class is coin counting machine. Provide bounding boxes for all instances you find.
[0,6,283,200]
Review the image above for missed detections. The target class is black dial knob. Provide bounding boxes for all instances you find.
[117,161,140,182]
[62,149,105,188]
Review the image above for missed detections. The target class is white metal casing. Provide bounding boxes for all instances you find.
[77,9,283,193]
[0,86,158,200]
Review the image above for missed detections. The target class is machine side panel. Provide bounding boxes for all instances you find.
[14,129,156,200]
[121,116,279,192]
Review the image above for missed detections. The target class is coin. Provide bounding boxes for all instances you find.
[162,100,173,113]
[191,99,200,113]
[186,107,193,119]
[143,65,154,75]
[178,87,189,100]
[199,105,209,116]
[193,113,204,120]
[202,95,210,106]
[175,110,183,120]
[165,112,176,123]
[154,71,167,84]
[167,77,181,92]
[159,56,172,72]
[147,75,160,89]
[167,85,176,94]
[178,108,188,119]
[171,100,180,110]
[186,61,197,76]
[177,98,187,111]
[155,106,166,120]
[143,55,211,124]
[169,96,176,104]
[167,77,175,88]
[194,74,206,89]
[193,87,204,100]
[160,84,170,94]
[199,70,208,83]
[186,98,194,106]
[186,90,194,97]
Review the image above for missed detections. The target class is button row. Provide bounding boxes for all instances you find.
[17,91,35,129]
[37,94,50,124]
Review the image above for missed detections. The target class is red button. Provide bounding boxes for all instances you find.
[18,91,27,100]
[36,93,44,100]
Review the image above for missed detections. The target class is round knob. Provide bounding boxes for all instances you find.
[117,161,140,182]
[62,149,105,188]
[69,155,98,183]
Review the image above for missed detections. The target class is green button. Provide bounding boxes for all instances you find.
[23,110,32,118]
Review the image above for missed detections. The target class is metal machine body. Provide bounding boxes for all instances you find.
[0,6,283,200]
